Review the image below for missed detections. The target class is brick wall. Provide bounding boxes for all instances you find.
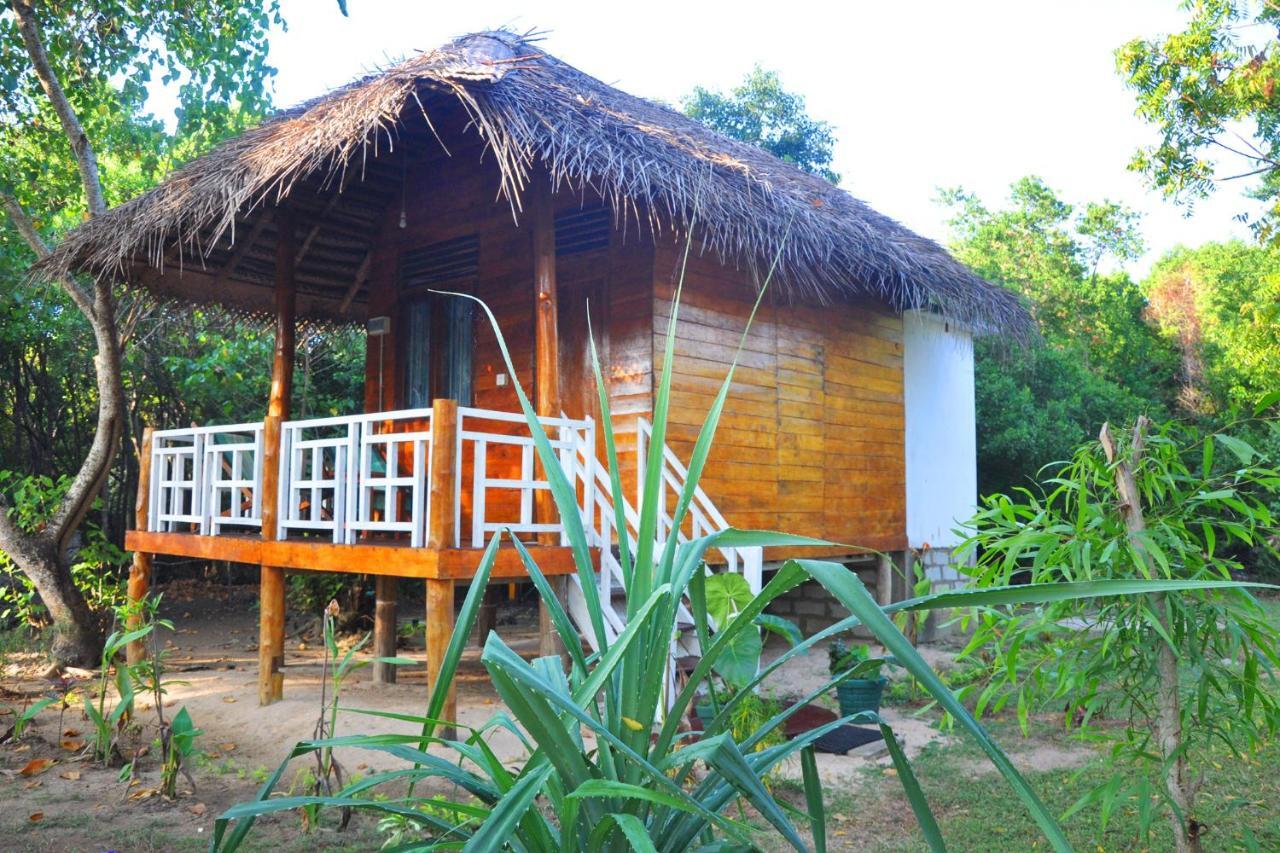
[765,558,881,639]
[765,547,972,640]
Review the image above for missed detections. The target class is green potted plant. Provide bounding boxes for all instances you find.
[828,638,890,718]
[693,571,801,729]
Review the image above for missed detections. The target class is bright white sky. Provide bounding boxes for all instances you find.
[252,0,1262,278]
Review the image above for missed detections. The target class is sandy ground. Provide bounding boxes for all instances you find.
[0,579,1080,850]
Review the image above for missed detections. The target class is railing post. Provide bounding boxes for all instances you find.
[428,400,457,548]
[425,399,459,736]
[126,426,154,665]
[636,417,647,514]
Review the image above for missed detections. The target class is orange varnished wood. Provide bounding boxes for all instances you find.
[259,210,296,706]
[126,427,154,665]
[425,578,457,739]
[652,243,908,556]
[530,177,559,545]
[428,398,458,548]
[125,531,590,579]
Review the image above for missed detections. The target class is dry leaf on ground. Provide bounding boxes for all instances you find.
[18,758,53,776]
[58,770,81,781]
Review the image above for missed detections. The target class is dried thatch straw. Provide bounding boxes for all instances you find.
[33,29,1031,338]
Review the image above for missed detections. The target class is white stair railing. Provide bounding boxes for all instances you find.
[636,417,764,592]
[562,417,762,656]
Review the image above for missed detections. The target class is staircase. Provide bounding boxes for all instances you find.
[563,417,764,659]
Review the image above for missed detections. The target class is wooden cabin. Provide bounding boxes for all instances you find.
[37,31,1030,717]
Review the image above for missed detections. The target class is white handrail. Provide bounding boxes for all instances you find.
[635,417,763,592]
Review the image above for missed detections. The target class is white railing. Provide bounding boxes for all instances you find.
[279,409,433,545]
[636,418,764,592]
[456,407,594,548]
[149,423,264,534]
[146,405,750,705]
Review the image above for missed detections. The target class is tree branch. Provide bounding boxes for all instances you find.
[11,0,108,217]
[0,190,97,321]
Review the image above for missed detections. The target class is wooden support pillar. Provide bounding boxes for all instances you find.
[126,427,154,665]
[373,576,399,683]
[529,177,568,662]
[258,566,285,705]
[530,177,559,546]
[259,208,295,706]
[426,397,459,735]
[425,578,457,740]
[539,575,570,663]
[427,398,457,549]
[475,587,500,646]
[877,551,894,607]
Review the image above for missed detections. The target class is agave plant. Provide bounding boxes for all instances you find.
[212,239,1267,853]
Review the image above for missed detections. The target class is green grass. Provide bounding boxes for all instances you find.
[816,712,1280,852]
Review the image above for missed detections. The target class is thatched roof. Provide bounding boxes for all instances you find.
[33,29,1031,336]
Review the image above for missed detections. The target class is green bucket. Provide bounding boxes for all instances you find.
[836,677,886,719]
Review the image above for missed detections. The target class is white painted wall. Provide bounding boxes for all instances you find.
[902,311,977,549]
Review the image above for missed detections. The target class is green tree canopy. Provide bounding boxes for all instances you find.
[941,177,1181,494]
[1118,0,1280,236]
[1144,240,1280,414]
[683,66,840,183]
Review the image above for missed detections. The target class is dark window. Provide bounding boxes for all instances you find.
[400,235,477,407]
[404,294,474,407]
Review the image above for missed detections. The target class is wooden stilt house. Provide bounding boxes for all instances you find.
[36,31,1030,715]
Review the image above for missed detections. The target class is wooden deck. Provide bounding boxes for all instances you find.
[125,530,591,580]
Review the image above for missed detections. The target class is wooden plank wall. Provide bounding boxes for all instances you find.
[652,244,907,556]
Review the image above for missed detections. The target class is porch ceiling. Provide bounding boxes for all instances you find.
[128,154,403,324]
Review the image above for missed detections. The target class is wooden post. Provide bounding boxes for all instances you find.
[475,587,500,646]
[529,178,568,663]
[425,579,457,740]
[126,427,154,665]
[530,177,559,545]
[259,208,295,706]
[372,576,399,683]
[876,551,893,607]
[426,398,459,735]
[540,575,570,663]
[427,398,458,548]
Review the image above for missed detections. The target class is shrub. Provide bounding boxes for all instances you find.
[957,415,1280,851]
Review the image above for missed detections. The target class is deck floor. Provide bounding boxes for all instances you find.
[125,530,590,579]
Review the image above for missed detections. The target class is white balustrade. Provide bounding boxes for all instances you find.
[456,407,593,548]
[279,409,433,545]
[636,417,763,593]
[150,423,264,534]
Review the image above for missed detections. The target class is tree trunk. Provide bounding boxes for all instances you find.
[0,531,101,665]
[1100,419,1200,853]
